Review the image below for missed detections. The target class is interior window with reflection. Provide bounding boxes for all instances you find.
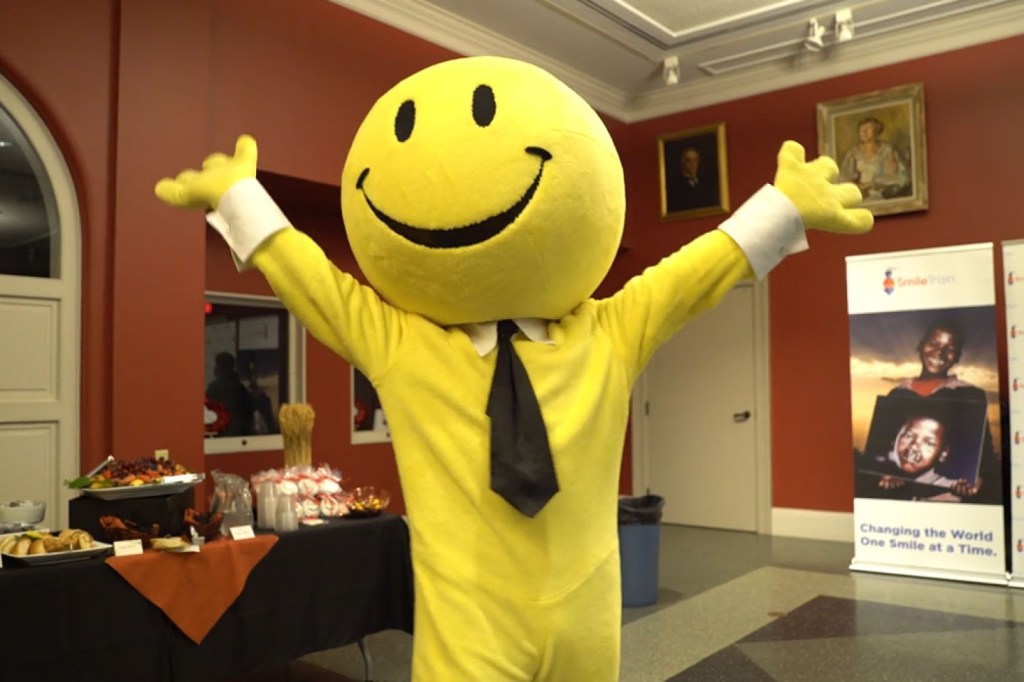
[204,299,290,439]
[352,367,390,444]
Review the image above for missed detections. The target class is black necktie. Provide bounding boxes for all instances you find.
[487,320,559,517]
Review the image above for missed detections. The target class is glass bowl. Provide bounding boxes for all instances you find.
[0,500,46,526]
[345,486,390,518]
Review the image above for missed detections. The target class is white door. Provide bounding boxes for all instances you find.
[0,72,80,530]
[635,283,766,531]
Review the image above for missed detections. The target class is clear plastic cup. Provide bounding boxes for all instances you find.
[274,494,299,532]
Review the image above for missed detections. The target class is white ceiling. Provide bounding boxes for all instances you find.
[332,0,1024,122]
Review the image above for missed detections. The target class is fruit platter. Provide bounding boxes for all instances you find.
[66,456,205,500]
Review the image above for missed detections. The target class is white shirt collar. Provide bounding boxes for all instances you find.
[462,318,553,356]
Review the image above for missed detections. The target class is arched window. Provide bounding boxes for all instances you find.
[0,71,80,529]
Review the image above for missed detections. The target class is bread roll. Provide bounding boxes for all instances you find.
[12,537,31,556]
[0,535,17,554]
[42,536,66,553]
[72,530,94,550]
[28,538,46,555]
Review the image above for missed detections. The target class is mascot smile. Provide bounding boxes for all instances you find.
[355,143,549,249]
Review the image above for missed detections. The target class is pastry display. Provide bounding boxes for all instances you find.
[0,528,94,556]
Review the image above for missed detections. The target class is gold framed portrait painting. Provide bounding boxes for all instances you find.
[658,123,729,222]
[817,83,928,217]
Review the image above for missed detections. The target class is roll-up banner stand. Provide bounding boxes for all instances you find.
[1001,240,1024,588]
[847,243,1006,585]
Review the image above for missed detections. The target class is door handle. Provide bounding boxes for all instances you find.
[733,410,751,422]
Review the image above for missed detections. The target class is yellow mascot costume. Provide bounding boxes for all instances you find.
[157,56,871,680]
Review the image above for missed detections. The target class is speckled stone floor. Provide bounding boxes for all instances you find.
[234,524,1024,681]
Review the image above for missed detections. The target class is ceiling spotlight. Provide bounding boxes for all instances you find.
[835,9,854,43]
[662,56,680,86]
[804,18,825,52]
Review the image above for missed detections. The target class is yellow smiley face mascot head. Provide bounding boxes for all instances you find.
[341,56,625,324]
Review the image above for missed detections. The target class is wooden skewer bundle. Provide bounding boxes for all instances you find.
[279,403,316,467]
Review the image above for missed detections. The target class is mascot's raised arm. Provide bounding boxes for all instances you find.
[156,56,871,682]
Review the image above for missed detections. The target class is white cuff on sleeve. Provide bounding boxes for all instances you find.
[205,177,291,271]
[717,184,808,280]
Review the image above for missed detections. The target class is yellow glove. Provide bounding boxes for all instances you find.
[773,140,873,234]
[154,134,258,211]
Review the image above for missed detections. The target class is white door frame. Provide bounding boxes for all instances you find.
[0,71,81,529]
[630,279,772,534]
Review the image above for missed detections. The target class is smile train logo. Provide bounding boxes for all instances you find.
[883,269,895,295]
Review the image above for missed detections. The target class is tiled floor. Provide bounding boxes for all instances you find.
[237,524,1024,681]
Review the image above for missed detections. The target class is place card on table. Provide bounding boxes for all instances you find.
[114,539,144,556]
[229,525,255,540]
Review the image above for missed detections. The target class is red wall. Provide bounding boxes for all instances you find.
[619,36,1024,512]
[1,0,1021,516]
[0,1,117,473]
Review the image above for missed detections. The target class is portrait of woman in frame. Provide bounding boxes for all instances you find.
[818,83,928,217]
[658,122,729,222]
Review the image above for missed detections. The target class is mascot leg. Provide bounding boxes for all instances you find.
[410,550,621,681]
[536,549,621,681]
[411,569,539,681]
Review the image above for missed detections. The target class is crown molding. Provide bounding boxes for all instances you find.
[331,0,1024,123]
[627,1,1024,122]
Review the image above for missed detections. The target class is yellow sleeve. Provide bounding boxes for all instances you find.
[595,230,752,381]
[250,228,403,381]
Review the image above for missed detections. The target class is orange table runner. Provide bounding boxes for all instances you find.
[106,535,278,644]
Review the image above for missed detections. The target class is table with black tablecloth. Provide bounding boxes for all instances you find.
[0,513,414,682]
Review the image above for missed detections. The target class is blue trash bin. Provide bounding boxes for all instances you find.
[618,494,664,607]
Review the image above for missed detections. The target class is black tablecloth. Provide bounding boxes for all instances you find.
[0,513,414,682]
